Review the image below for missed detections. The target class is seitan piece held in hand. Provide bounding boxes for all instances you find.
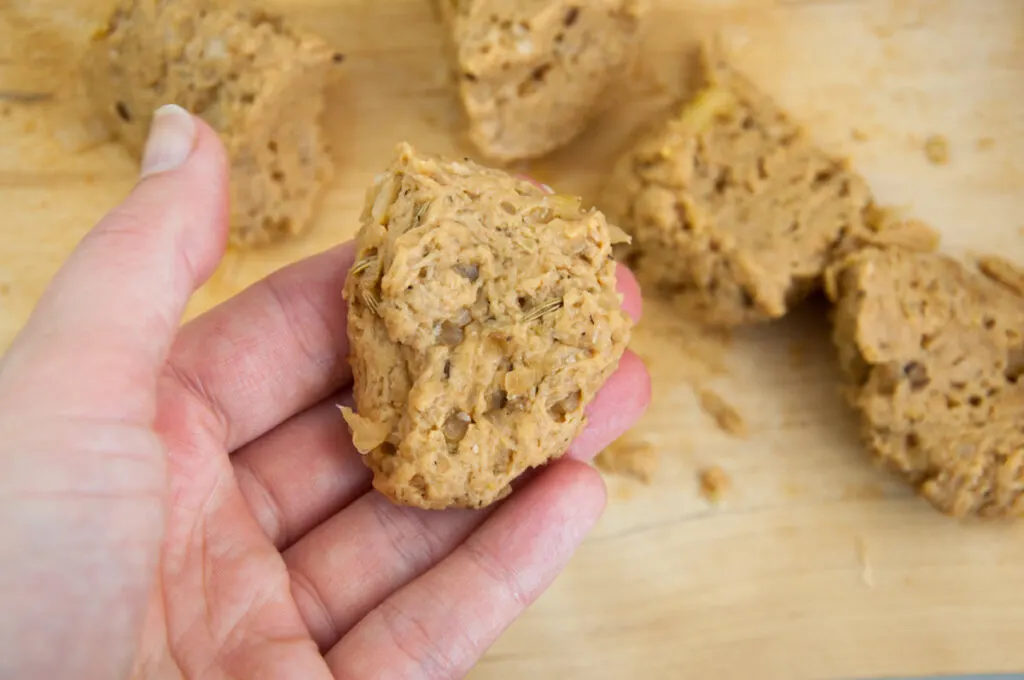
[435,0,647,162]
[827,248,1024,518]
[605,47,937,327]
[342,142,632,509]
[85,0,335,248]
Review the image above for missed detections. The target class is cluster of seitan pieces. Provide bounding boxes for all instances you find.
[85,0,336,248]
[86,0,1024,517]
[605,48,937,326]
[343,143,632,509]
[86,0,649,248]
[82,0,642,510]
[608,47,1024,518]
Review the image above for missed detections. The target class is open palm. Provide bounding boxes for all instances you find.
[0,114,649,679]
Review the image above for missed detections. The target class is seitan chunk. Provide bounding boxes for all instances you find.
[436,0,646,162]
[343,142,632,509]
[606,48,937,326]
[85,0,335,248]
[827,248,1024,517]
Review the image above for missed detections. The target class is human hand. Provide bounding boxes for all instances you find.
[0,105,650,679]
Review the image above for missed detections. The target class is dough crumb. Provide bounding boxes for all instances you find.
[923,134,950,165]
[976,136,995,151]
[698,388,747,438]
[863,207,941,252]
[850,127,870,141]
[338,406,390,454]
[879,219,940,252]
[698,466,730,503]
[977,255,1024,298]
[595,437,659,484]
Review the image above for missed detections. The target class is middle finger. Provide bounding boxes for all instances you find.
[231,392,370,550]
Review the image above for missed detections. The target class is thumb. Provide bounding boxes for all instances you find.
[0,105,229,425]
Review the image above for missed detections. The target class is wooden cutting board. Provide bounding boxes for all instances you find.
[2,1,1024,678]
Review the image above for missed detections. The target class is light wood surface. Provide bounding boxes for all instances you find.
[3,1,1024,678]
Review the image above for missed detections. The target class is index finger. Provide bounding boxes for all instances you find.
[163,242,356,453]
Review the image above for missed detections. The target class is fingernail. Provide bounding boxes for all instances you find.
[140,104,197,179]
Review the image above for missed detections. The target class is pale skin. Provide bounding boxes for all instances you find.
[0,106,650,679]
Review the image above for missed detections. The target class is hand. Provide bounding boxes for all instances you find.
[0,106,650,680]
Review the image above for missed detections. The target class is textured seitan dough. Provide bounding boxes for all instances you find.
[342,143,632,509]
[827,248,1024,518]
[435,0,646,162]
[605,48,938,327]
[85,0,335,248]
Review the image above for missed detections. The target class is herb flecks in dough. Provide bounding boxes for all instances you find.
[342,142,632,509]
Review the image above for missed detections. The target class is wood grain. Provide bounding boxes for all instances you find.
[2,1,1024,678]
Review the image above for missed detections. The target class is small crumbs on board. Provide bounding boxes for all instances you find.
[698,466,730,504]
[595,437,659,485]
[975,136,995,151]
[923,134,949,165]
[850,127,870,142]
[977,255,1024,297]
[698,388,747,438]
[862,207,940,252]
[782,480,807,499]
